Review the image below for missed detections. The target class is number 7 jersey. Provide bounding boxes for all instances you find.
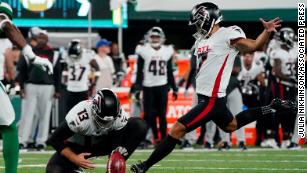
[136,43,174,87]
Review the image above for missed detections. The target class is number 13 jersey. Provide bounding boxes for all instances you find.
[65,100,129,136]
[136,43,174,87]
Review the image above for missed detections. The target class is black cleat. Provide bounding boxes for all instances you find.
[218,142,230,151]
[238,141,247,150]
[269,98,297,112]
[287,142,301,150]
[204,142,213,149]
[131,161,148,173]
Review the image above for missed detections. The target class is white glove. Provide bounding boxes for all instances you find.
[112,146,128,157]
[22,44,53,75]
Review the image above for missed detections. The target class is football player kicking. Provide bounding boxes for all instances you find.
[0,2,53,173]
[131,2,295,173]
[46,89,147,173]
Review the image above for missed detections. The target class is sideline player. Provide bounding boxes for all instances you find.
[269,27,297,148]
[133,27,178,143]
[64,39,100,113]
[46,89,147,173]
[0,1,53,173]
[131,2,295,172]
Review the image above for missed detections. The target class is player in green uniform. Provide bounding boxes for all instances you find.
[0,1,53,172]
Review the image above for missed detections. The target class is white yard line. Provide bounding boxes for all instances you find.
[8,157,307,163]
[16,148,307,155]
[0,164,306,172]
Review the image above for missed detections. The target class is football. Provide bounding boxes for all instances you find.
[106,151,126,173]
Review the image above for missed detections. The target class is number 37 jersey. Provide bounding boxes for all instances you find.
[65,50,95,92]
[65,100,129,136]
[136,43,174,87]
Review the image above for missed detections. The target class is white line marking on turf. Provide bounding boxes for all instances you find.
[9,157,307,163]
[1,164,306,172]
[14,148,307,155]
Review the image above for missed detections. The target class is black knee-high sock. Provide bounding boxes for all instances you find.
[236,106,274,130]
[144,135,180,169]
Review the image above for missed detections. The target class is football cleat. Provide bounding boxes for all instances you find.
[204,142,213,149]
[131,161,148,173]
[287,142,301,150]
[180,140,193,150]
[238,141,247,151]
[107,151,126,173]
[218,142,230,151]
[269,98,297,113]
[281,140,290,149]
[260,139,279,149]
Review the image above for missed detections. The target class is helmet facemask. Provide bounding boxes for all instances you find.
[146,27,165,48]
[276,28,295,49]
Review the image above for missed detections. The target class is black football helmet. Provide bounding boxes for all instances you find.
[189,2,223,38]
[68,39,82,59]
[92,89,121,129]
[275,27,295,49]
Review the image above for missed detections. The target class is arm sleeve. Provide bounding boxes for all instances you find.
[15,56,28,90]
[185,52,197,90]
[46,121,75,153]
[167,58,178,92]
[135,55,144,86]
[53,54,62,93]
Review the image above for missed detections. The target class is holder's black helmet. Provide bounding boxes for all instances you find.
[92,89,121,129]
[189,2,222,38]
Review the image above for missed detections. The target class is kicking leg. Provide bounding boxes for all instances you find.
[223,98,296,132]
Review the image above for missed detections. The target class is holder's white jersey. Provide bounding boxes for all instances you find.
[66,100,129,137]
[270,47,297,78]
[194,26,246,97]
[0,39,12,80]
[238,58,264,85]
[136,43,174,87]
[65,49,94,92]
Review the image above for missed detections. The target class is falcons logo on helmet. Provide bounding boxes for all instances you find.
[190,6,210,25]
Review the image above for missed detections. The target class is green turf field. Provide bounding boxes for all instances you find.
[1,149,307,173]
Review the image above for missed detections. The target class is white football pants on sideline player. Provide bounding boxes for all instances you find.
[205,121,217,145]
[220,88,245,144]
[18,84,54,146]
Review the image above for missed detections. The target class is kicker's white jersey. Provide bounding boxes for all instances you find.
[270,47,297,79]
[65,49,94,92]
[136,43,174,87]
[0,39,12,80]
[66,100,129,137]
[194,26,246,97]
[238,58,264,85]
